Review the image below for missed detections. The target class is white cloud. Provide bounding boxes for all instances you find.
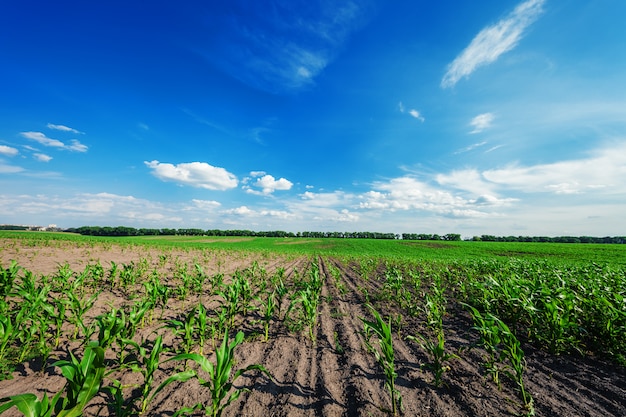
[33,153,52,162]
[455,141,488,154]
[145,160,238,190]
[440,142,626,198]
[0,145,19,156]
[250,171,266,177]
[398,102,425,122]
[259,209,297,220]
[190,199,221,210]
[226,206,254,216]
[209,1,373,93]
[20,131,88,152]
[469,113,495,133]
[0,163,24,174]
[47,123,83,134]
[482,143,626,195]
[409,109,425,122]
[441,0,545,88]
[359,176,512,218]
[255,175,293,193]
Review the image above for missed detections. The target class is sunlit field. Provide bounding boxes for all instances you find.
[1,231,625,416]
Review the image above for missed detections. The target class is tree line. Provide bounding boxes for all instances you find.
[54,226,626,244]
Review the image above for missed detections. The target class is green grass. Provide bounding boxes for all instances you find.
[2,230,626,265]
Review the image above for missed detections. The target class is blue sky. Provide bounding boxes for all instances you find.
[2,0,626,237]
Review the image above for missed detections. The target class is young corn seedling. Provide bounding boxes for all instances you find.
[218,281,239,328]
[408,329,458,388]
[360,304,402,416]
[150,331,271,417]
[51,342,107,414]
[126,335,166,415]
[287,286,320,344]
[66,290,98,339]
[1,343,108,416]
[0,261,20,300]
[464,304,505,387]
[261,291,277,342]
[0,392,58,417]
[410,281,457,387]
[500,321,534,416]
[195,303,210,355]
[167,308,197,354]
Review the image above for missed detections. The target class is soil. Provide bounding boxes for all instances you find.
[0,239,625,417]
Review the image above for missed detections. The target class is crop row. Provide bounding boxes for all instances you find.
[0,254,624,416]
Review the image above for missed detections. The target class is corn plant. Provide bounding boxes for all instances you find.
[261,291,277,342]
[0,342,108,416]
[192,263,208,295]
[195,303,210,355]
[144,276,170,322]
[51,342,107,414]
[464,304,505,387]
[126,335,166,414]
[167,308,197,355]
[360,304,402,416]
[218,281,238,328]
[273,277,289,319]
[95,307,127,350]
[499,321,534,415]
[410,280,457,387]
[0,392,57,417]
[287,286,320,343]
[151,331,271,417]
[210,307,229,349]
[465,304,534,415]
[0,261,20,299]
[408,329,457,388]
[66,290,98,339]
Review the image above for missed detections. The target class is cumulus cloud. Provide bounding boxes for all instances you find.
[358,176,512,218]
[442,0,545,88]
[252,174,293,194]
[47,123,83,134]
[145,160,238,190]
[226,206,254,215]
[20,131,88,152]
[0,145,19,156]
[469,113,495,133]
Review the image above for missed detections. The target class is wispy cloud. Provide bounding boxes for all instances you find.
[206,1,374,93]
[441,0,545,88]
[398,101,425,122]
[33,153,53,162]
[47,123,84,134]
[454,141,488,154]
[20,132,88,152]
[0,145,19,157]
[482,143,626,195]
[0,163,25,174]
[469,112,495,133]
[144,160,238,190]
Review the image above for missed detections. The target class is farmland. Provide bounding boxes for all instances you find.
[0,231,625,416]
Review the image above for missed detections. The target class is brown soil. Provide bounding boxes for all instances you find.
[0,240,625,417]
